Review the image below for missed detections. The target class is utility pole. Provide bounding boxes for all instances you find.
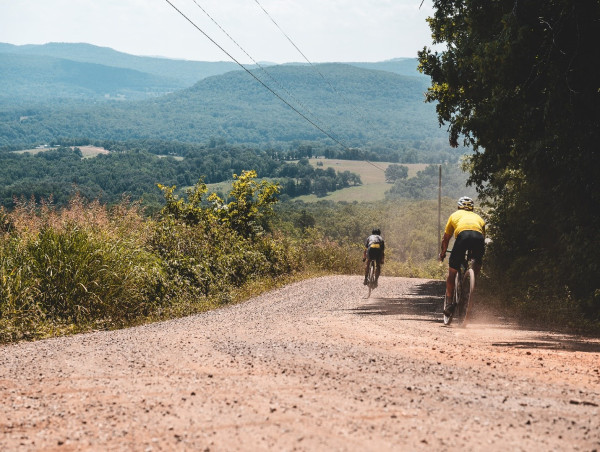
[438,164,442,253]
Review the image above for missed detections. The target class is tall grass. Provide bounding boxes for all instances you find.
[0,196,168,341]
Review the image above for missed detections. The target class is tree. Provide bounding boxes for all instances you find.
[209,170,280,238]
[418,0,600,307]
[384,164,408,183]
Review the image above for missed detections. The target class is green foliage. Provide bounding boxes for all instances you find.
[0,144,364,209]
[0,198,167,342]
[419,0,600,323]
[386,163,475,201]
[384,164,409,183]
[209,170,280,238]
[26,225,166,322]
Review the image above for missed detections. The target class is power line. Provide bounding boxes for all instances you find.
[163,0,352,151]
[188,0,346,147]
[252,0,385,172]
[252,0,380,129]
[164,0,386,173]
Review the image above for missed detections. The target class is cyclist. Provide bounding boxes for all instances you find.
[439,197,485,316]
[363,228,385,286]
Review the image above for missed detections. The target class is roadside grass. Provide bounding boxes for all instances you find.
[3,179,595,342]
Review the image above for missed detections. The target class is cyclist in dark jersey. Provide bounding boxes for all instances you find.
[363,228,385,286]
[439,197,486,316]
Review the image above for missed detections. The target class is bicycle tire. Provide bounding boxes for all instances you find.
[458,268,475,326]
[443,271,462,325]
[367,260,376,298]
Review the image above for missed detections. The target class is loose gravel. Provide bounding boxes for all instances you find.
[1,275,599,451]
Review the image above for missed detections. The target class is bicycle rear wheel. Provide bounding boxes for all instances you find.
[367,261,376,298]
[457,268,475,326]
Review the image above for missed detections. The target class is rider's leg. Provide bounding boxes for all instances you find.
[364,259,371,284]
[375,259,381,282]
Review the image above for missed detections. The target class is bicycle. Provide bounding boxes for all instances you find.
[442,249,476,326]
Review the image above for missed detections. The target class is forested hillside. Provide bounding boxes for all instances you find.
[0,62,455,159]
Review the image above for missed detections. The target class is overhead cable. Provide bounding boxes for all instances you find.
[163,0,353,151]
[252,0,385,172]
[188,0,345,146]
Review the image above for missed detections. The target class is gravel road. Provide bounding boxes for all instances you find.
[1,275,599,451]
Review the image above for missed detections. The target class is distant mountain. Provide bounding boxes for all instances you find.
[0,63,447,151]
[0,42,242,86]
[0,43,423,88]
[0,53,182,101]
[348,58,425,77]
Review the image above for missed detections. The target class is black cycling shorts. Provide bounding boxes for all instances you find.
[367,246,382,262]
[449,230,485,271]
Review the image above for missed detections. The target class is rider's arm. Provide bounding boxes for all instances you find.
[439,232,452,261]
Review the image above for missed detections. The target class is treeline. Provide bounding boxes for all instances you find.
[0,144,362,209]
[386,163,477,201]
[420,0,600,327]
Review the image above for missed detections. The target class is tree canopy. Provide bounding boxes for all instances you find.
[418,1,600,311]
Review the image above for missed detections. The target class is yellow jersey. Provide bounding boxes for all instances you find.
[444,210,485,238]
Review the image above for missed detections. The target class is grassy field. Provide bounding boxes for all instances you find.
[309,159,427,182]
[206,159,429,203]
[13,145,109,158]
[296,159,427,202]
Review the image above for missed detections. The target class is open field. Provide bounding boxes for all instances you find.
[13,145,110,158]
[309,158,427,183]
[207,159,429,203]
[297,159,427,202]
[157,155,185,161]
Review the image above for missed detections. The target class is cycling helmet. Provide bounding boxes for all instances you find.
[457,196,474,211]
[372,228,381,235]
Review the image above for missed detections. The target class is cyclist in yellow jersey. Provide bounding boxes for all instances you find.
[439,197,486,316]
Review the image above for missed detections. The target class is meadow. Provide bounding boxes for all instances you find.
[207,159,429,203]
[14,145,110,158]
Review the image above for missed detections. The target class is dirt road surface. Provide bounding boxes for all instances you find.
[1,276,599,451]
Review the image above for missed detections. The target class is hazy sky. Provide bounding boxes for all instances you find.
[0,0,438,63]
